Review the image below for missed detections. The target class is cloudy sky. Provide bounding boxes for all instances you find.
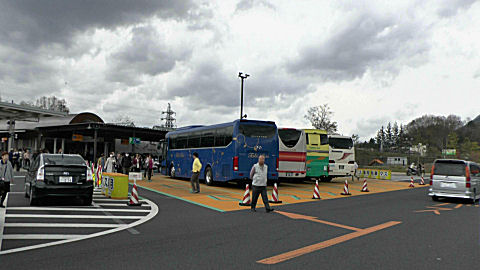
[1,0,479,140]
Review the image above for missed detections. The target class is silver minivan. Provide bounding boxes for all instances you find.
[428,159,480,202]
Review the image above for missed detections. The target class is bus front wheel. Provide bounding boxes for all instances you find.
[205,167,214,186]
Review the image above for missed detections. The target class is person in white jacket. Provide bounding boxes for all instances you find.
[104,152,116,173]
[249,155,274,213]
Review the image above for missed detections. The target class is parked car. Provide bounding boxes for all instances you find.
[24,154,94,206]
[428,159,480,203]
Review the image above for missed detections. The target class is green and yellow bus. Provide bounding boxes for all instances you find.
[303,129,329,180]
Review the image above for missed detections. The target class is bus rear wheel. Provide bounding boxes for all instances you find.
[205,167,213,186]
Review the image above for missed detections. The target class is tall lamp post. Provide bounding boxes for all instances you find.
[238,72,249,119]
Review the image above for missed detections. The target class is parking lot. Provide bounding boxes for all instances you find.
[1,171,480,269]
[130,174,426,212]
[0,173,158,255]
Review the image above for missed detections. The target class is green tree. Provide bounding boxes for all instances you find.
[460,138,472,159]
[447,132,458,149]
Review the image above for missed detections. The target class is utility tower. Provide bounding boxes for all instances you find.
[161,103,176,129]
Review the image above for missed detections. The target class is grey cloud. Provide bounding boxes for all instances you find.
[105,26,192,86]
[355,116,391,140]
[0,46,56,84]
[167,59,238,109]
[167,58,313,112]
[436,0,477,17]
[235,0,276,12]
[0,0,196,51]
[287,12,430,82]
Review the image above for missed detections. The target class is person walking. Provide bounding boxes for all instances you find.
[132,154,141,172]
[122,153,132,175]
[116,153,123,173]
[249,155,274,213]
[146,154,154,182]
[353,161,359,181]
[104,152,116,173]
[191,152,202,193]
[0,151,14,208]
[23,149,31,168]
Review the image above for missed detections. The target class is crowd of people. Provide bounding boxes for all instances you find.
[97,152,155,181]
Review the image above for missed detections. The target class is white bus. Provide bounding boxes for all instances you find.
[328,135,355,179]
[278,128,307,178]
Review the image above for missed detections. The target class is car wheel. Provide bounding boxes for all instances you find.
[205,167,213,186]
[170,166,175,178]
[83,195,93,206]
[29,186,38,206]
[432,196,439,201]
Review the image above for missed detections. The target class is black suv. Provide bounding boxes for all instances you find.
[24,154,94,206]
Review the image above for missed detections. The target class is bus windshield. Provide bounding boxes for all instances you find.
[239,124,276,138]
[279,129,302,148]
[329,138,353,149]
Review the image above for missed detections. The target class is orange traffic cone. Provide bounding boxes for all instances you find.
[341,179,351,195]
[312,180,321,199]
[419,176,426,185]
[361,179,369,192]
[239,184,251,206]
[409,177,415,188]
[127,180,142,206]
[269,183,282,203]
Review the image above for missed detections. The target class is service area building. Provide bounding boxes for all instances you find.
[0,102,168,163]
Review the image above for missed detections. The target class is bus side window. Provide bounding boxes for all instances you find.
[224,126,233,145]
[308,134,320,146]
[320,134,328,145]
[188,131,201,148]
[201,130,215,148]
[177,135,188,149]
[215,128,226,147]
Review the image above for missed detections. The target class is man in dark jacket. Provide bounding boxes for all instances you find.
[122,153,132,175]
[0,151,14,208]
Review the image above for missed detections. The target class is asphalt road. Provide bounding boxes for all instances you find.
[1,172,479,269]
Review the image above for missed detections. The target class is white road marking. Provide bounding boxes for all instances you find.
[6,207,150,213]
[0,193,8,250]
[93,198,146,202]
[3,223,123,228]
[5,214,143,219]
[0,198,158,255]
[3,234,82,240]
[94,203,151,207]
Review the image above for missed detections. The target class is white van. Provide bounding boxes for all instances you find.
[428,159,480,202]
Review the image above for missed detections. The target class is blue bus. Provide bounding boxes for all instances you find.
[162,119,279,185]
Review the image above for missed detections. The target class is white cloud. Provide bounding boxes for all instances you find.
[0,0,479,141]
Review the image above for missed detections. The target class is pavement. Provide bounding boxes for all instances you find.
[127,174,425,212]
[1,172,479,269]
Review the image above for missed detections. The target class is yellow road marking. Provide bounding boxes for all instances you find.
[257,221,401,265]
[275,211,362,232]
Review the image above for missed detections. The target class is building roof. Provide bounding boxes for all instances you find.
[0,112,104,132]
[0,100,67,121]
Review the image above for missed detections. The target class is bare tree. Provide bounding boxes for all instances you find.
[304,104,338,133]
[33,96,70,113]
[113,114,135,127]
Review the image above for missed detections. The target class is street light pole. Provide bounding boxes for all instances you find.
[238,72,249,119]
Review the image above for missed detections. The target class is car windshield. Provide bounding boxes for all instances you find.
[239,124,276,138]
[279,129,302,148]
[434,160,466,176]
[43,155,86,166]
[329,138,353,149]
